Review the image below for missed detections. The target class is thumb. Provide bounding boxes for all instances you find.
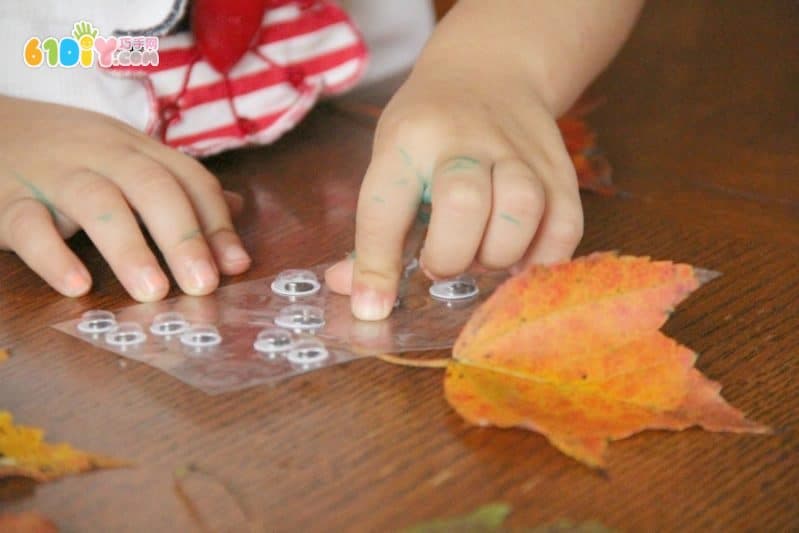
[324,257,354,295]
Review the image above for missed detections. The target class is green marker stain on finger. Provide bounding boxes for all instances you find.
[398,146,414,167]
[97,212,113,223]
[420,178,433,204]
[420,180,432,204]
[499,212,522,226]
[180,228,202,243]
[13,172,57,218]
[371,194,386,204]
[442,156,481,174]
[398,147,432,204]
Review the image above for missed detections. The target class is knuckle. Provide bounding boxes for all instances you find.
[205,225,236,240]
[66,172,121,208]
[196,176,226,203]
[356,260,402,282]
[376,103,453,146]
[436,178,488,215]
[354,225,402,277]
[497,158,533,176]
[356,190,396,228]
[423,252,469,278]
[355,212,390,246]
[501,184,544,222]
[548,213,584,248]
[2,201,35,248]
[183,158,223,193]
[479,252,517,271]
[129,161,176,192]
[112,244,150,266]
[77,120,123,143]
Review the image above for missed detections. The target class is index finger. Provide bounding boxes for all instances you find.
[351,146,424,320]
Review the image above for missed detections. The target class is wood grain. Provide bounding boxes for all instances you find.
[1,1,797,531]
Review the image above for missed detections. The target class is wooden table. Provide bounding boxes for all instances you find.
[1,1,797,530]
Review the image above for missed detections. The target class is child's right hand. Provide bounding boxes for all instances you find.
[0,95,251,300]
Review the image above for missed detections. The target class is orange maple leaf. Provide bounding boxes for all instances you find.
[444,253,770,468]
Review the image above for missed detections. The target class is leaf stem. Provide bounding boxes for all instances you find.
[376,354,450,368]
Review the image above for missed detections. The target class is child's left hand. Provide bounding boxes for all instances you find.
[325,65,584,320]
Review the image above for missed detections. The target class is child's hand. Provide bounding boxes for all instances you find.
[325,67,583,319]
[0,95,251,300]
[326,0,643,321]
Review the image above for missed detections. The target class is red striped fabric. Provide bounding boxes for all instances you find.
[105,0,368,157]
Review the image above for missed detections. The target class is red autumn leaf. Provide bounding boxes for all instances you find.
[444,253,769,468]
[557,98,616,196]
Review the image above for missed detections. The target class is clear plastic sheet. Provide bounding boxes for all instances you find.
[52,263,507,394]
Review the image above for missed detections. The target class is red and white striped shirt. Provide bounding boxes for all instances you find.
[110,1,369,156]
[0,0,434,157]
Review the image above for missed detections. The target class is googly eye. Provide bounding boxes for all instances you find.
[253,327,295,355]
[180,324,222,349]
[270,269,321,298]
[286,339,329,367]
[429,275,479,301]
[274,305,325,332]
[104,322,146,348]
[150,312,190,337]
[77,310,118,336]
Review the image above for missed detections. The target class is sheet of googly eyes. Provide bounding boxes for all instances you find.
[51,262,507,394]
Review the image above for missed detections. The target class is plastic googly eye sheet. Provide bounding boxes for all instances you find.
[51,263,507,394]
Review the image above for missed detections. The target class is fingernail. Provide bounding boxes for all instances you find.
[137,265,168,300]
[352,288,393,321]
[223,244,250,265]
[185,259,218,292]
[63,268,90,297]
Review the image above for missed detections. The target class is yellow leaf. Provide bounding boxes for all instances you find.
[0,411,129,482]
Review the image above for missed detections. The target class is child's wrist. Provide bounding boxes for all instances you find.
[412,22,572,117]
[408,45,560,120]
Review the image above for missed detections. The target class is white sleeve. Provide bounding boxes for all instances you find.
[0,0,177,131]
[341,0,435,85]
[0,0,435,134]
